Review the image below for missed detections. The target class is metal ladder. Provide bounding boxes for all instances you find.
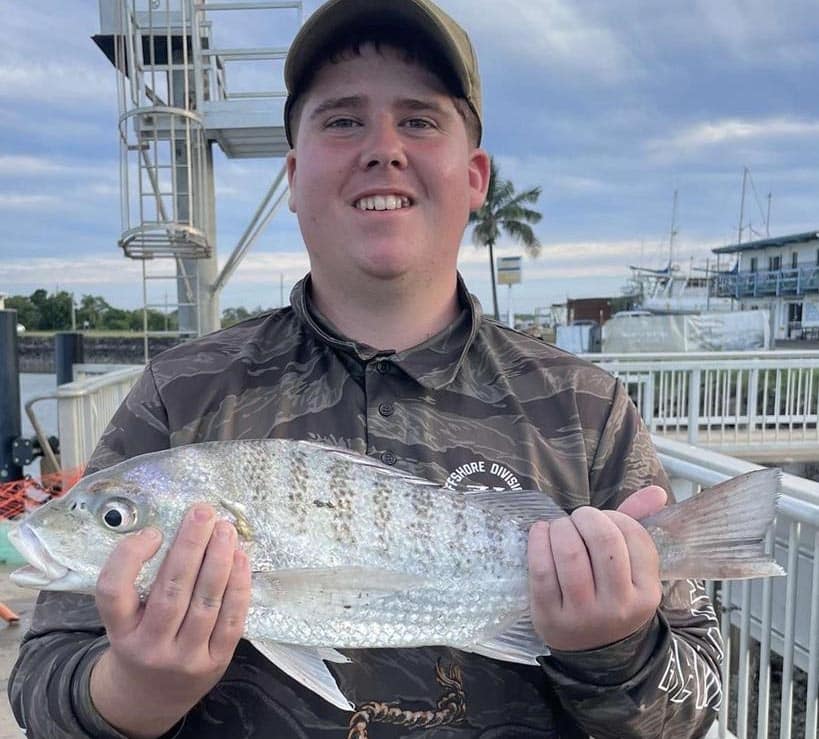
[95,0,301,342]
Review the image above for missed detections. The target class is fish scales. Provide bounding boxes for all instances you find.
[8,438,784,711]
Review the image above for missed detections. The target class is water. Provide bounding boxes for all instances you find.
[18,373,58,475]
[19,374,58,439]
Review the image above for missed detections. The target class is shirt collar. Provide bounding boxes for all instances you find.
[290,274,482,390]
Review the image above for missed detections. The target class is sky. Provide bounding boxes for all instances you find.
[1,0,818,317]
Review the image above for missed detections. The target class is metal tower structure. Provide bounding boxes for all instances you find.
[94,0,299,346]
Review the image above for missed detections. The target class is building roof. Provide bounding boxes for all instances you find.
[712,230,819,254]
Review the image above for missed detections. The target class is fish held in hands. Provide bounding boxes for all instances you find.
[8,439,784,710]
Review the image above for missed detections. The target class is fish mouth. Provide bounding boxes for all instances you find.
[8,523,78,590]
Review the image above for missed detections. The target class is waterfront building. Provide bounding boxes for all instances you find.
[712,230,819,340]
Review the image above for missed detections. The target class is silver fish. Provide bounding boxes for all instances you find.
[8,439,783,711]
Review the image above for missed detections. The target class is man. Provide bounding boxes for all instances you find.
[9,1,723,737]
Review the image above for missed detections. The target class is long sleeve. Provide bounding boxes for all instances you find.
[539,381,723,738]
[7,366,172,738]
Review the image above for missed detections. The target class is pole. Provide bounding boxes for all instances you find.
[54,332,84,386]
[669,189,678,268]
[737,167,748,245]
[0,310,23,483]
[766,193,772,237]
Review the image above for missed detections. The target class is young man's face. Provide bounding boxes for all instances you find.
[286,43,489,295]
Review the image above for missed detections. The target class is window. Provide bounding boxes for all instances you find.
[769,255,781,271]
[792,252,798,269]
[749,257,757,273]
[816,248,819,266]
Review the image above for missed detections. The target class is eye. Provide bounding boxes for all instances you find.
[403,118,435,130]
[99,498,139,532]
[326,117,359,129]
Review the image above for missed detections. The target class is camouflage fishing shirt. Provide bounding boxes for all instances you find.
[9,275,723,738]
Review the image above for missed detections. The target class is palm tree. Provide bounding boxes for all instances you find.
[469,157,542,320]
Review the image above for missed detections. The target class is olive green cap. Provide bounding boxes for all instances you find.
[283,0,482,146]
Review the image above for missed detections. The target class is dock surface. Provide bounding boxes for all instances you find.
[0,564,34,738]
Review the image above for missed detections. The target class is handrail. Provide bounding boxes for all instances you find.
[655,435,818,739]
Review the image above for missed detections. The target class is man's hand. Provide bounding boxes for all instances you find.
[90,505,251,739]
[527,486,667,652]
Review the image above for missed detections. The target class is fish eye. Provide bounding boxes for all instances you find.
[99,498,139,532]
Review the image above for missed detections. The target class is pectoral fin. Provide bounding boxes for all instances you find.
[251,639,354,711]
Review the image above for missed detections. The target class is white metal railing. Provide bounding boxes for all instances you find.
[585,352,819,459]
[655,436,819,739]
[55,366,144,470]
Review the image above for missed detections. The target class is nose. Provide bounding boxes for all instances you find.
[358,114,407,171]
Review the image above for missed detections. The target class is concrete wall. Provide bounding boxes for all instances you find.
[17,335,182,373]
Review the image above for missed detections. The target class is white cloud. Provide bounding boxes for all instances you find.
[445,0,636,82]
[0,194,61,208]
[666,117,819,149]
[0,256,141,286]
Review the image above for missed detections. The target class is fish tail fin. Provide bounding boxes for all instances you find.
[642,468,785,581]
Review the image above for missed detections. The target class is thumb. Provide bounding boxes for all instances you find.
[616,485,667,521]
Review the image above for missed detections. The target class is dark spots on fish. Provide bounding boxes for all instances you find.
[452,493,468,539]
[411,486,434,521]
[344,605,352,610]
[330,459,354,541]
[291,449,310,534]
[313,499,335,509]
[373,480,391,549]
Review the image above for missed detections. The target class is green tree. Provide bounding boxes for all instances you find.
[5,295,39,330]
[99,307,132,331]
[26,290,73,330]
[469,157,543,320]
[76,295,111,330]
[221,306,252,328]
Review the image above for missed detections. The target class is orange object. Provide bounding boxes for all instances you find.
[0,467,84,521]
[0,602,19,624]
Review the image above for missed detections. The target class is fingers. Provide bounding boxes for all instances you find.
[547,512,595,608]
[96,527,163,639]
[209,549,252,662]
[141,505,217,639]
[604,510,662,599]
[616,485,667,520]
[177,520,240,649]
[569,507,632,601]
[528,521,561,607]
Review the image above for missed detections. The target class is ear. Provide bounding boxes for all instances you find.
[286,150,297,213]
[467,147,491,212]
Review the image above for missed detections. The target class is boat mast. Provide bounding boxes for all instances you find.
[737,166,748,245]
[669,189,679,270]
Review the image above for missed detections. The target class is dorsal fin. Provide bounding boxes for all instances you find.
[454,489,567,528]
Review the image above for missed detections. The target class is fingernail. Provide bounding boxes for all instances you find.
[141,527,160,540]
[216,521,234,540]
[192,505,212,522]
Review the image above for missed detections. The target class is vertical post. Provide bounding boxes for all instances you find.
[644,371,656,432]
[687,367,701,445]
[54,332,84,386]
[746,367,759,439]
[0,310,23,483]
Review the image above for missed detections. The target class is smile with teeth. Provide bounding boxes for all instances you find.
[354,195,412,211]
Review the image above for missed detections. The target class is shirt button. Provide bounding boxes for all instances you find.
[382,450,397,465]
[375,360,390,374]
[378,402,394,417]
